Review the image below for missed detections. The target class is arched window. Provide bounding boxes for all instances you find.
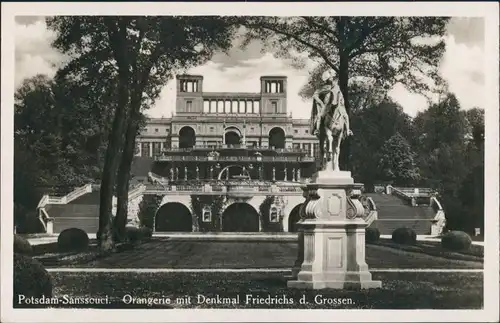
[179,126,196,148]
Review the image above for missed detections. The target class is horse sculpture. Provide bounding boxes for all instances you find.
[311,82,352,172]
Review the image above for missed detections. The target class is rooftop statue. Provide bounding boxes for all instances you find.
[310,77,353,172]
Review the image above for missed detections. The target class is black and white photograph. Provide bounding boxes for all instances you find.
[1,2,498,322]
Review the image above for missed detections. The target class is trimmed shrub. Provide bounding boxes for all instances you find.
[14,235,33,256]
[365,227,380,243]
[13,253,52,306]
[139,227,153,240]
[392,227,417,245]
[126,227,142,243]
[57,228,89,252]
[441,231,472,251]
[126,226,152,243]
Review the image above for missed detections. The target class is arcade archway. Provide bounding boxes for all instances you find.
[288,204,303,233]
[224,127,241,146]
[269,127,285,149]
[155,202,192,232]
[222,203,260,232]
[179,126,196,149]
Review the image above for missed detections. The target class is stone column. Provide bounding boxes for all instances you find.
[184,167,188,181]
[196,166,200,180]
[272,167,276,181]
[284,167,288,181]
[287,171,381,290]
[292,168,296,182]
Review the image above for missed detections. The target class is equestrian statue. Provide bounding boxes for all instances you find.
[310,78,353,172]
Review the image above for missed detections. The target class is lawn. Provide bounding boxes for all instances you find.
[35,271,482,309]
[34,238,483,270]
[20,238,484,309]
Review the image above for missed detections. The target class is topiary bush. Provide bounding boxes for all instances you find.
[126,227,141,243]
[57,228,89,252]
[125,226,153,243]
[14,235,33,256]
[13,253,52,307]
[139,227,153,240]
[441,231,472,251]
[365,227,380,244]
[392,227,417,245]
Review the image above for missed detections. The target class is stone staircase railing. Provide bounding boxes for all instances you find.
[38,207,54,234]
[37,194,50,209]
[112,184,147,215]
[393,187,435,196]
[430,196,446,235]
[37,184,93,208]
[362,196,378,226]
[65,183,93,203]
[389,186,413,203]
[128,184,146,200]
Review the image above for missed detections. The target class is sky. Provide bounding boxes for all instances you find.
[14,17,485,119]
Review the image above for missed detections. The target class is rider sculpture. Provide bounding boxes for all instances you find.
[310,78,353,172]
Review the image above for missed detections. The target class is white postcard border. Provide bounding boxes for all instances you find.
[1,2,498,322]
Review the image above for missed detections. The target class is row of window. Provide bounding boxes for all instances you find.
[178,80,285,94]
[142,127,311,137]
[263,80,285,94]
[141,127,311,135]
[179,80,200,93]
[198,100,271,115]
[138,142,163,157]
[292,143,321,158]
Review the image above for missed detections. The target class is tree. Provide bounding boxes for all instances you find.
[411,93,484,233]
[47,16,238,248]
[350,99,413,189]
[14,74,110,231]
[240,16,450,169]
[412,93,468,188]
[377,132,420,186]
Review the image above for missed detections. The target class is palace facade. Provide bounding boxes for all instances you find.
[136,74,320,169]
[34,74,442,235]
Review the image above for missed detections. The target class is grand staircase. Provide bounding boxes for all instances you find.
[365,191,439,235]
[44,203,99,234]
[37,184,145,234]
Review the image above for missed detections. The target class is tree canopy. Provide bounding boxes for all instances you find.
[239,16,450,168]
[47,16,238,249]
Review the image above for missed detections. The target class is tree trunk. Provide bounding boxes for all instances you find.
[338,55,351,171]
[97,78,129,252]
[114,108,140,241]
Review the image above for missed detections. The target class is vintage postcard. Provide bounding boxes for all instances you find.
[1,1,499,322]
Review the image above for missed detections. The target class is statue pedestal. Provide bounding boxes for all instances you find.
[287,171,381,290]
